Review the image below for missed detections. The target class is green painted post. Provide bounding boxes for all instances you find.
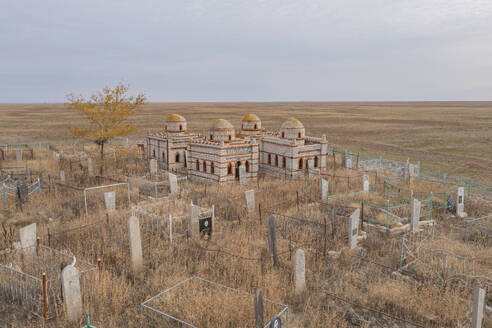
[399,235,405,270]
[386,200,390,230]
[86,315,90,327]
[430,192,433,220]
[443,191,446,215]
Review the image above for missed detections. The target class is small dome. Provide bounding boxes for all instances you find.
[167,114,186,122]
[242,114,260,122]
[281,117,304,129]
[211,119,234,130]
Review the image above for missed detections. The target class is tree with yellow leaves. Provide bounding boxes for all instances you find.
[66,84,147,167]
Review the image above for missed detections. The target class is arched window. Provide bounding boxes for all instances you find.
[246,161,250,173]
[298,132,301,138]
[299,158,303,169]
[210,135,213,140]
[275,155,278,167]
[179,124,183,131]
[162,152,166,162]
[227,163,232,175]
[228,135,232,141]
[196,160,199,170]
[254,124,257,129]
[203,161,206,172]
[268,154,271,165]
[211,162,215,174]
[281,132,285,138]
[175,153,180,163]
[152,149,156,158]
[283,157,286,168]
[314,156,318,168]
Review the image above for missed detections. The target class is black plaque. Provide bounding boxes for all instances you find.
[16,183,28,202]
[270,316,281,328]
[199,216,212,238]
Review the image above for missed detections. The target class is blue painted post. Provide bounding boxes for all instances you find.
[2,184,6,209]
[386,200,390,230]
[37,178,41,196]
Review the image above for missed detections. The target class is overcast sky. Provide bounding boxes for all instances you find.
[1,1,491,102]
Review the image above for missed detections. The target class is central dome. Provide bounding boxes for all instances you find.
[242,114,261,123]
[167,114,186,122]
[281,117,304,129]
[211,119,234,130]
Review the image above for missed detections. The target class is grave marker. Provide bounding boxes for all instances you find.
[411,198,421,232]
[254,290,264,328]
[60,170,66,184]
[150,159,157,176]
[16,149,22,161]
[87,158,93,176]
[472,287,486,328]
[270,316,282,328]
[104,191,116,211]
[267,216,279,267]
[128,216,143,273]
[190,203,200,237]
[294,249,306,295]
[61,265,83,322]
[362,175,369,192]
[345,158,352,170]
[320,178,328,202]
[168,173,179,194]
[348,209,360,249]
[244,189,255,213]
[19,223,36,253]
[456,187,467,218]
[239,165,246,185]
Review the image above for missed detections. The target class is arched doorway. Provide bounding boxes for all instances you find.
[235,161,241,180]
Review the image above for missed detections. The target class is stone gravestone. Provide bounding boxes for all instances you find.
[60,170,66,184]
[104,191,116,211]
[19,223,36,254]
[61,265,83,322]
[267,216,279,267]
[472,287,486,328]
[238,165,246,185]
[411,198,421,232]
[348,209,360,249]
[128,216,143,273]
[192,196,198,206]
[190,203,200,237]
[456,187,467,218]
[408,164,417,179]
[87,158,93,176]
[294,249,306,295]
[320,178,328,202]
[244,189,255,213]
[254,290,264,328]
[307,159,314,177]
[362,175,370,192]
[16,149,22,161]
[345,158,352,170]
[149,159,157,176]
[269,316,282,328]
[52,151,59,160]
[168,173,179,194]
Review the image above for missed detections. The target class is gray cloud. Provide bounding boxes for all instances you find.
[0,0,491,102]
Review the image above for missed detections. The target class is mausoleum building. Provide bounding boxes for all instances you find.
[147,113,329,183]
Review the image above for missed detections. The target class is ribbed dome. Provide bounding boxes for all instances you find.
[281,117,304,129]
[167,114,186,122]
[241,114,260,122]
[211,119,234,130]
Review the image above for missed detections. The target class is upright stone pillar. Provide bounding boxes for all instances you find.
[104,191,116,211]
[149,159,157,176]
[16,149,22,161]
[168,173,179,194]
[472,287,486,328]
[348,209,360,249]
[320,178,328,202]
[19,223,36,254]
[190,203,200,237]
[244,189,255,213]
[61,265,83,322]
[456,187,467,218]
[411,198,421,232]
[60,170,66,183]
[294,249,306,295]
[87,158,93,176]
[128,216,143,273]
[362,175,369,192]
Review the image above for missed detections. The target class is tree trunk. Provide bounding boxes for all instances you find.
[99,142,105,175]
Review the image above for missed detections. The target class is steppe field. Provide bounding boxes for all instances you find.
[0,102,491,328]
[1,101,491,182]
